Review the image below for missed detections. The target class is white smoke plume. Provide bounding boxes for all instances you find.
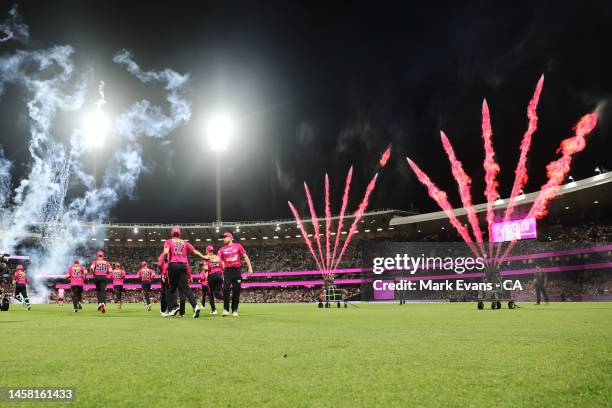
[0,8,191,302]
[0,5,29,43]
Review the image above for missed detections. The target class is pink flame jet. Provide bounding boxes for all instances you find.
[440,131,485,257]
[481,99,500,262]
[333,173,379,270]
[379,146,391,168]
[406,158,480,258]
[288,201,324,272]
[304,182,325,268]
[324,174,332,270]
[330,166,353,270]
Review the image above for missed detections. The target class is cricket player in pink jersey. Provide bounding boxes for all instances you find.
[90,250,112,313]
[12,264,31,310]
[57,288,65,307]
[65,259,85,312]
[204,245,224,315]
[157,252,169,315]
[198,262,209,310]
[162,226,208,318]
[218,232,253,317]
[111,263,126,309]
[136,261,154,311]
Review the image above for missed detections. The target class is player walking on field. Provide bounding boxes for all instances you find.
[204,245,224,315]
[218,232,253,317]
[198,262,209,310]
[12,264,31,310]
[65,260,86,312]
[111,263,126,309]
[90,251,111,313]
[136,261,154,311]
[162,226,208,318]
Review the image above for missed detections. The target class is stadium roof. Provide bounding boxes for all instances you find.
[389,171,612,236]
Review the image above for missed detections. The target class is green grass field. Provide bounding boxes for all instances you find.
[1,302,611,407]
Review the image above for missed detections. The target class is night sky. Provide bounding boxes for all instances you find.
[1,0,610,223]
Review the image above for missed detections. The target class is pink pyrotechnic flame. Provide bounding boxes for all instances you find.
[379,146,391,168]
[288,201,323,272]
[440,131,485,256]
[333,173,379,270]
[304,182,325,268]
[406,158,480,258]
[497,112,599,266]
[330,166,353,270]
[481,99,500,261]
[324,174,332,270]
[494,76,544,261]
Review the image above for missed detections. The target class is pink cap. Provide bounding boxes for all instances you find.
[171,226,181,237]
[114,263,121,269]
[141,261,147,267]
[16,264,23,270]
[223,232,233,239]
[206,245,214,252]
[73,259,80,265]
[97,250,104,258]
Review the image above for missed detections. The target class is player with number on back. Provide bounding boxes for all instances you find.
[111,263,126,310]
[90,251,112,313]
[65,260,86,312]
[136,261,154,311]
[162,226,208,318]
[12,264,31,310]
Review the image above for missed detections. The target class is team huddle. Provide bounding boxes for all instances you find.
[16,228,253,318]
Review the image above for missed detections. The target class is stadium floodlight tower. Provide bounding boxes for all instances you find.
[206,112,236,224]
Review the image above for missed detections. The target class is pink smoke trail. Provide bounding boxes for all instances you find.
[324,174,332,271]
[481,99,500,262]
[330,166,353,270]
[304,182,325,269]
[288,201,323,272]
[333,173,379,270]
[497,112,598,266]
[379,146,391,168]
[406,158,480,258]
[494,76,544,262]
[440,131,485,257]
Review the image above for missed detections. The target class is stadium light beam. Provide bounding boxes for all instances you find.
[205,112,237,223]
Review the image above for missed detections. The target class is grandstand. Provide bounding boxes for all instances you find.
[39,172,612,304]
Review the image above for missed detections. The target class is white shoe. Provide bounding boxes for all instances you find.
[169,307,180,317]
[222,310,230,317]
[193,306,201,319]
[146,304,151,311]
[232,311,238,317]
[161,312,170,317]
[210,310,218,315]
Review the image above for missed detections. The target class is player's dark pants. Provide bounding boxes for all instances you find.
[15,284,28,304]
[93,275,107,304]
[535,284,549,304]
[201,285,209,307]
[114,285,124,303]
[71,285,83,309]
[223,267,242,312]
[142,282,151,305]
[166,262,197,311]
[160,280,168,312]
[208,272,223,312]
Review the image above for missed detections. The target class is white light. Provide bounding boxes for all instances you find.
[82,110,109,148]
[206,113,235,151]
[594,200,599,204]
[133,227,138,234]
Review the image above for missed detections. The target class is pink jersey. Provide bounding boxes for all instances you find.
[164,238,196,264]
[199,271,208,286]
[218,243,246,268]
[206,258,223,275]
[14,271,28,285]
[111,269,126,285]
[157,253,168,275]
[91,260,112,276]
[137,267,154,282]
[58,288,65,300]
[66,265,86,286]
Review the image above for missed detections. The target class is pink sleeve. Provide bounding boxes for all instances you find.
[187,242,196,254]
[238,244,246,256]
[164,240,171,249]
[217,249,223,260]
